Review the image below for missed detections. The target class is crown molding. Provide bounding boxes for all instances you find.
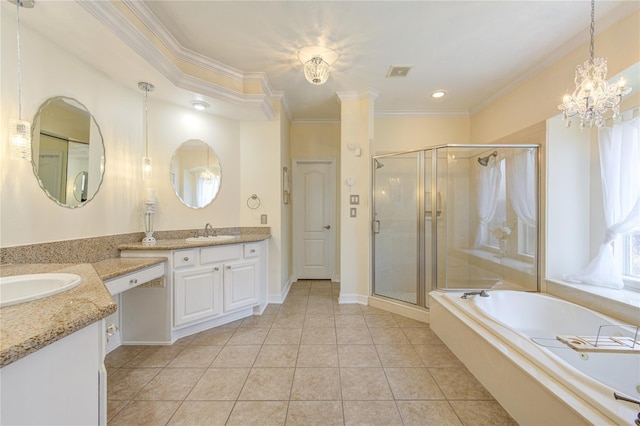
[336,89,380,103]
[291,119,341,125]
[79,0,277,121]
[375,110,470,118]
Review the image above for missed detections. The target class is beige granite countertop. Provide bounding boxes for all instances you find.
[0,263,117,368]
[118,232,270,251]
[92,257,167,281]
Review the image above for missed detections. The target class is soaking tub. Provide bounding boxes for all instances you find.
[430,290,640,425]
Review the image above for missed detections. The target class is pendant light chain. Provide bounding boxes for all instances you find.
[16,0,23,120]
[144,86,149,158]
[589,0,595,62]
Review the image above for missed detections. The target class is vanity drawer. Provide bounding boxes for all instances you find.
[201,244,243,265]
[105,263,165,295]
[244,243,261,259]
[174,249,197,268]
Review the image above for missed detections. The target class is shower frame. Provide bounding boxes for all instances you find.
[371,144,541,310]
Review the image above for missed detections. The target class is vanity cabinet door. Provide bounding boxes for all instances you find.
[174,266,222,327]
[223,259,259,312]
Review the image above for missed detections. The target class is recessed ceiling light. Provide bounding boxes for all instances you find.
[431,90,447,99]
[190,100,210,111]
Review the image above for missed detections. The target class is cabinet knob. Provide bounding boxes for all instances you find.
[129,278,138,285]
[214,267,220,271]
[250,249,256,253]
[183,257,189,262]
[226,265,231,270]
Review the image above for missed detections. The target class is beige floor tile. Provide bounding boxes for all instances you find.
[393,315,429,328]
[226,401,288,426]
[365,314,399,328]
[396,400,463,425]
[429,367,494,400]
[291,281,311,289]
[283,295,309,306]
[369,327,410,345]
[303,314,336,328]
[289,287,311,296]
[227,327,269,345]
[376,344,424,367]
[273,314,306,328]
[333,304,364,315]
[107,368,160,400]
[240,314,276,328]
[264,327,303,345]
[262,304,281,315]
[300,327,337,344]
[187,368,250,400]
[238,367,295,400]
[343,400,403,426]
[209,345,260,367]
[108,400,180,425]
[296,344,338,367]
[279,304,308,315]
[309,294,333,304]
[124,345,185,368]
[306,304,335,315]
[337,345,381,367]
[414,344,464,368]
[449,400,518,425]
[309,287,332,296]
[106,399,128,422]
[359,305,390,314]
[105,345,147,368]
[254,345,299,367]
[290,368,341,400]
[166,345,222,368]
[340,367,394,400]
[334,314,367,328]
[336,327,373,345]
[135,368,205,400]
[286,401,344,425]
[402,327,444,345]
[190,328,235,346]
[167,401,234,425]
[384,367,445,400]
[220,318,245,329]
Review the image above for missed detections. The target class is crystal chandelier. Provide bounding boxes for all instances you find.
[304,56,330,85]
[558,0,631,129]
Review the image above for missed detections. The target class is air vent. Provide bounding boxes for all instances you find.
[386,65,412,78]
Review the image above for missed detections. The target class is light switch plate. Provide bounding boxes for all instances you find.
[350,208,357,218]
[261,214,267,224]
[350,195,360,205]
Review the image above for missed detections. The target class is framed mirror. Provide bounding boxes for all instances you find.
[170,139,221,208]
[31,97,105,208]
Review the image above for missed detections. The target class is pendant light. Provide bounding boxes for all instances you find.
[138,82,154,180]
[9,0,34,160]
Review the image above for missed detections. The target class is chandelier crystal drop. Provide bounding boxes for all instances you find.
[558,0,631,129]
[304,56,330,85]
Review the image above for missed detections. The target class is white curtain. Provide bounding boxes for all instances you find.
[195,175,217,208]
[569,117,640,289]
[506,149,536,228]
[473,157,502,248]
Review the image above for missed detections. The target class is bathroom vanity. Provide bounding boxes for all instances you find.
[118,232,269,344]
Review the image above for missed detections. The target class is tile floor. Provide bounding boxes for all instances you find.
[106,280,517,425]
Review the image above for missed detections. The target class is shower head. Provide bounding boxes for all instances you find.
[374,159,385,169]
[477,151,498,167]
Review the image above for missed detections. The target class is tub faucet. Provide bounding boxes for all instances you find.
[614,392,640,425]
[204,223,215,237]
[461,290,489,299]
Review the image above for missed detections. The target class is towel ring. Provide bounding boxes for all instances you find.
[247,194,261,209]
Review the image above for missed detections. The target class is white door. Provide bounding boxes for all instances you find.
[293,159,336,280]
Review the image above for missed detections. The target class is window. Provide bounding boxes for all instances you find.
[622,233,640,289]
[518,220,536,257]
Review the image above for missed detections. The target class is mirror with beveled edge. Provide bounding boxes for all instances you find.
[170,139,221,209]
[31,96,105,208]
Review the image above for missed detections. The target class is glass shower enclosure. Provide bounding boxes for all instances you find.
[372,145,539,308]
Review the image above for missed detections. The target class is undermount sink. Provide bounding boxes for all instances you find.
[0,273,82,308]
[185,235,237,243]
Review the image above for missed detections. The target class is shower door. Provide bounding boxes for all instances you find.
[372,152,425,306]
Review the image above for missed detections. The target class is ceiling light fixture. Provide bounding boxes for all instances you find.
[138,81,154,180]
[431,90,448,99]
[299,46,338,86]
[558,0,631,129]
[191,100,209,111]
[9,0,34,160]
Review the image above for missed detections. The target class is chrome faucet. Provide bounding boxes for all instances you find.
[204,223,215,237]
[461,290,489,299]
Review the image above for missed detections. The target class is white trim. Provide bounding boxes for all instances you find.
[269,276,293,304]
[368,295,430,323]
[375,110,469,118]
[338,293,369,305]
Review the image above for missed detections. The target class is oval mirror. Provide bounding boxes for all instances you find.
[170,139,221,208]
[31,97,105,208]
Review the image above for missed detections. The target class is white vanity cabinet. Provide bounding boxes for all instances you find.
[121,239,268,343]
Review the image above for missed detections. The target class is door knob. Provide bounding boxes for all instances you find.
[323,225,331,229]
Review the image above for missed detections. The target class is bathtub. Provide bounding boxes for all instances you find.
[430,290,639,425]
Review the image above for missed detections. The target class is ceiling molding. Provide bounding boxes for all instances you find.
[336,89,380,103]
[291,119,341,126]
[375,110,470,118]
[79,0,278,121]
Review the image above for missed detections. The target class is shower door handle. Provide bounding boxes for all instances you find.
[372,220,381,234]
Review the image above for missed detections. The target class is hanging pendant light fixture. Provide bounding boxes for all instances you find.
[304,56,331,86]
[558,0,631,129]
[9,0,35,160]
[138,82,154,180]
[200,145,215,184]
